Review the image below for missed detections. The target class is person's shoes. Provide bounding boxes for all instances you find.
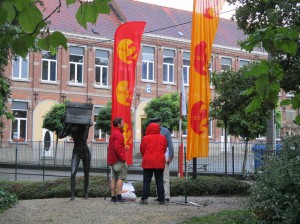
[165,198,170,203]
[139,199,148,205]
[159,201,166,205]
[111,198,117,203]
[116,198,130,204]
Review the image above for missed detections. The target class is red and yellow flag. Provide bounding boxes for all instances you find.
[111,22,146,165]
[187,0,224,160]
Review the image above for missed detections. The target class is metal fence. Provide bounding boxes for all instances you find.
[0,140,270,180]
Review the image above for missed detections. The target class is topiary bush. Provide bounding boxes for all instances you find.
[249,135,300,224]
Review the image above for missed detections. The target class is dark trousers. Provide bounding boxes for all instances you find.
[142,168,165,202]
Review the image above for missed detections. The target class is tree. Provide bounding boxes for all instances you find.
[142,93,187,133]
[0,0,111,126]
[42,102,67,162]
[227,0,300,123]
[210,67,273,173]
[95,101,111,135]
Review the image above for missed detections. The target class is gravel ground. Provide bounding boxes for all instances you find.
[0,196,248,224]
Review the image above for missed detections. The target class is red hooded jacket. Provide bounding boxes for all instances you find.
[140,123,167,169]
[107,126,126,165]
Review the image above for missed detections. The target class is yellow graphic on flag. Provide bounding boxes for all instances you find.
[116,80,131,106]
[117,39,138,64]
[187,0,224,160]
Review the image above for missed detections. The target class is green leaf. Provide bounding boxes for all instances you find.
[243,60,269,78]
[0,1,15,24]
[11,35,35,58]
[295,115,300,125]
[66,0,76,6]
[245,96,262,113]
[13,0,30,11]
[94,0,111,14]
[18,4,43,33]
[241,86,254,96]
[76,3,99,29]
[255,74,268,97]
[50,31,68,50]
[280,99,291,106]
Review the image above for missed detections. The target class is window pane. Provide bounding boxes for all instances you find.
[21,59,28,78]
[20,120,26,139]
[149,62,153,80]
[42,61,48,80]
[70,64,75,81]
[13,59,20,78]
[77,64,83,83]
[102,67,108,86]
[142,62,147,79]
[50,61,56,81]
[95,66,100,83]
[169,65,174,82]
[163,64,168,81]
[70,55,83,62]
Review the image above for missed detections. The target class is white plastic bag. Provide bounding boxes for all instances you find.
[121,182,137,201]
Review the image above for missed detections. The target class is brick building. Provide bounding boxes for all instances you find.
[2,0,297,146]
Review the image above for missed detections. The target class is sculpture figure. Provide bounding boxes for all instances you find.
[59,123,92,200]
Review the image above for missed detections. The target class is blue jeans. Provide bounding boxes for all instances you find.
[142,168,165,202]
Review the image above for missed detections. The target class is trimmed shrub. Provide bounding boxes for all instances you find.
[0,190,17,212]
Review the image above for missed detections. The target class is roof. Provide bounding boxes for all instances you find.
[42,0,259,51]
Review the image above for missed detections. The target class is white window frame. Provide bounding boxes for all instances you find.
[163,49,175,84]
[142,46,155,82]
[12,55,29,80]
[95,49,109,87]
[69,47,84,85]
[42,51,57,82]
[182,51,190,86]
[239,59,250,68]
[221,57,232,71]
[11,109,28,141]
[93,108,108,142]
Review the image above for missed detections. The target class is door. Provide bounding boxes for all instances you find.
[42,129,54,157]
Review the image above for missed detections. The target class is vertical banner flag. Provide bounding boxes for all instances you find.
[187,0,224,160]
[111,22,146,165]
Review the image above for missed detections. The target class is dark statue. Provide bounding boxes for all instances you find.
[58,102,93,200]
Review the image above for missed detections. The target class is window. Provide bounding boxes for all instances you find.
[182,51,190,85]
[142,46,155,81]
[94,107,107,141]
[11,102,28,141]
[208,119,213,138]
[239,59,250,68]
[221,57,232,71]
[69,47,84,84]
[163,49,175,83]
[12,55,29,80]
[209,56,213,86]
[95,49,109,87]
[42,51,57,82]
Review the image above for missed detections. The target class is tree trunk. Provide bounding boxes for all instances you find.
[242,139,249,174]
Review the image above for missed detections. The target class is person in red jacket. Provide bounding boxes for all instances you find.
[107,117,129,203]
[139,122,167,205]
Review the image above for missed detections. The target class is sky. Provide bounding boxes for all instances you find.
[135,0,236,19]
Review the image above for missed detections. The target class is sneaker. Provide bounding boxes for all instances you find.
[139,199,148,205]
[116,198,130,204]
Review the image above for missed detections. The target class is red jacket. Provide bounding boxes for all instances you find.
[107,127,126,165]
[140,123,167,169]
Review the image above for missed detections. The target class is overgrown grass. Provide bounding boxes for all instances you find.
[180,210,257,224]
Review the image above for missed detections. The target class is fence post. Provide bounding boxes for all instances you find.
[232,145,234,177]
[15,141,18,181]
